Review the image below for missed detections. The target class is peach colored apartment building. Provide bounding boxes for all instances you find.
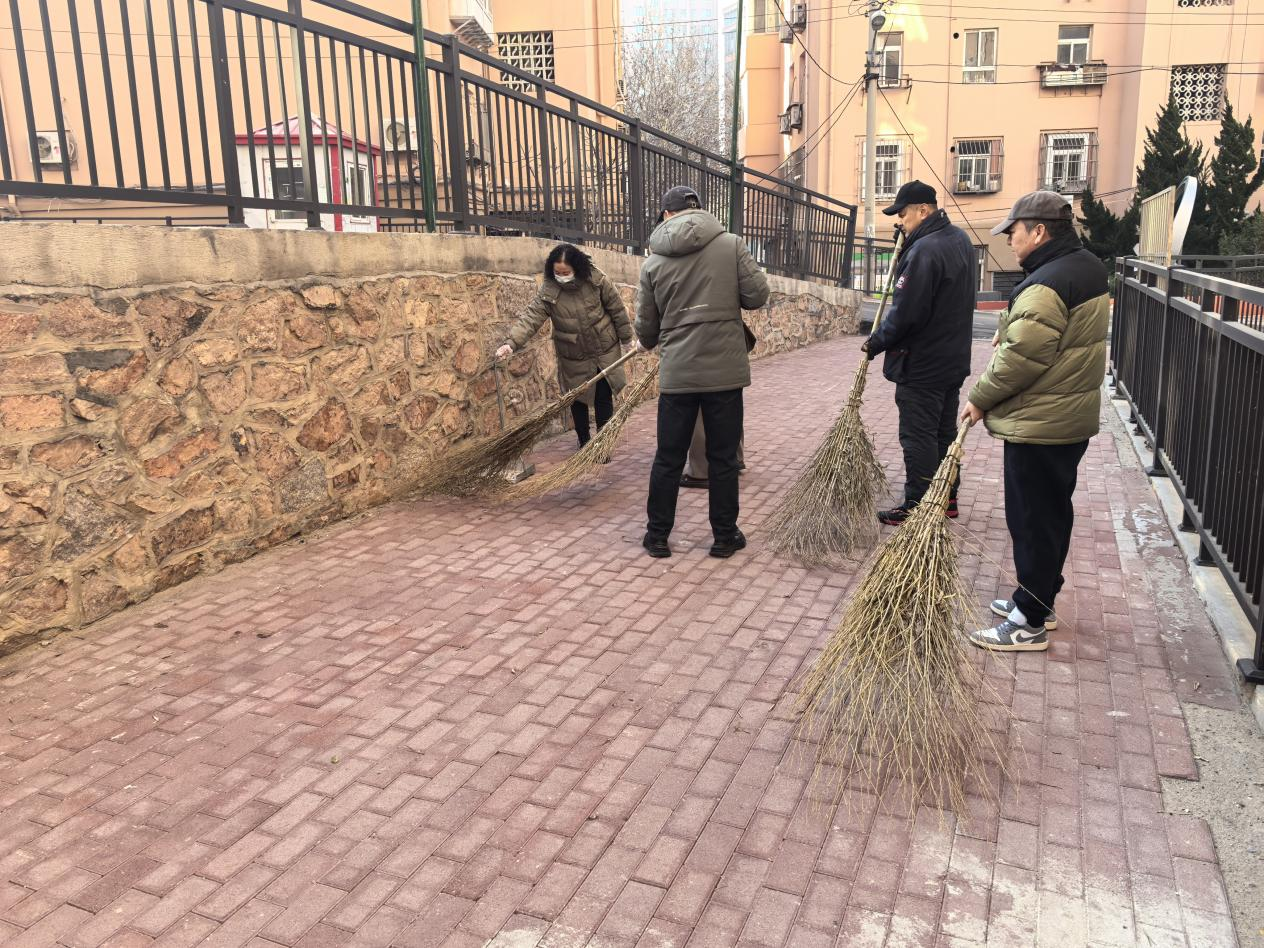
[0,0,621,225]
[738,0,1264,293]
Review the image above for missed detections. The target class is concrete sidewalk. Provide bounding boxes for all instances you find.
[0,338,1247,947]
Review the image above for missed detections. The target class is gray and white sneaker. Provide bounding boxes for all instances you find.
[968,618,1048,652]
[990,599,1057,631]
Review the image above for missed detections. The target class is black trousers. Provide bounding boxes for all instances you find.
[1005,439,1089,626]
[894,383,961,505]
[571,378,614,446]
[647,389,743,541]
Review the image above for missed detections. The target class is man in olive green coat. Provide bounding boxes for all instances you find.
[961,191,1109,651]
[635,186,770,559]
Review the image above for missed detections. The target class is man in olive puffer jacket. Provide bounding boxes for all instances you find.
[635,186,770,559]
[961,191,1109,652]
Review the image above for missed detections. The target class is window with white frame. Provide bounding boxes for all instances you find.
[344,161,370,207]
[1170,64,1227,122]
[1040,131,1097,192]
[858,139,905,200]
[954,138,1003,193]
[1056,26,1091,66]
[496,31,555,91]
[878,33,903,87]
[963,29,997,83]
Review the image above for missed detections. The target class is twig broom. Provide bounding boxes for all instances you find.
[762,230,905,567]
[795,421,1007,816]
[410,349,639,498]
[499,361,660,502]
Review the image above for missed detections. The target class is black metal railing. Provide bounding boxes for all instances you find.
[1112,258,1264,684]
[0,0,857,285]
[852,236,899,294]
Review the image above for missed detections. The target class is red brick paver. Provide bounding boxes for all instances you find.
[0,338,1240,947]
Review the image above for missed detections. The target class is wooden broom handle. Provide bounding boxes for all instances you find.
[581,347,639,390]
[871,228,907,331]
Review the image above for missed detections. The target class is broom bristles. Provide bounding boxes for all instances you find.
[499,364,660,502]
[795,424,1009,818]
[762,356,886,567]
[409,350,640,498]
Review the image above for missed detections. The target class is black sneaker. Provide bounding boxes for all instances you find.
[967,618,1048,652]
[877,504,913,526]
[680,475,709,489]
[642,533,671,558]
[709,529,747,559]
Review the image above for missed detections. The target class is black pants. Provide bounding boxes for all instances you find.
[571,379,614,446]
[894,383,961,505]
[1005,439,1089,626]
[647,389,743,541]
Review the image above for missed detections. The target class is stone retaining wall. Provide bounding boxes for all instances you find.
[0,224,860,650]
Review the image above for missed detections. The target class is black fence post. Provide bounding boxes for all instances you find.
[534,82,554,237]
[205,0,245,225]
[841,210,856,289]
[627,118,645,254]
[438,36,467,230]
[731,163,745,238]
[1147,268,1176,475]
[288,0,322,230]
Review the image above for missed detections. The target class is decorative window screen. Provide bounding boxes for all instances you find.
[497,32,555,91]
[1170,64,1227,122]
[1177,0,1231,7]
[1056,26,1091,66]
[954,139,1003,192]
[963,29,997,83]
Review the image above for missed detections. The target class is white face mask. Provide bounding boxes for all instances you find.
[555,273,575,285]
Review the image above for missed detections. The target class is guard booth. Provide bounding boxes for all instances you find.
[235,117,380,232]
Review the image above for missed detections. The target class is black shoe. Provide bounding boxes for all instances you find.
[680,475,709,488]
[709,529,747,559]
[642,533,671,558]
[877,504,913,526]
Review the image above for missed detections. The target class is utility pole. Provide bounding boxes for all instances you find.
[728,0,744,234]
[863,4,886,245]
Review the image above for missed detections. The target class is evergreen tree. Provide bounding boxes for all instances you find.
[1135,94,1206,200]
[1220,211,1264,255]
[1205,104,1262,239]
[1077,188,1133,262]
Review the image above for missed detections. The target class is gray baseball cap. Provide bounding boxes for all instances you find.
[991,190,1074,236]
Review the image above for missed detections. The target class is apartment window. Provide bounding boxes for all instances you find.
[1039,131,1098,193]
[858,139,906,200]
[878,33,903,87]
[963,29,997,84]
[269,162,306,220]
[496,31,555,91]
[1056,26,1092,66]
[1170,64,1227,122]
[750,0,779,33]
[954,138,1003,193]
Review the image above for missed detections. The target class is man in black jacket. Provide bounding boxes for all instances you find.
[864,181,976,525]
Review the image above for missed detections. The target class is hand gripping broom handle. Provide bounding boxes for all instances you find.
[578,347,639,391]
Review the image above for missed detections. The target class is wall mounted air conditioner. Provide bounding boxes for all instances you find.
[35,130,76,166]
[791,2,808,29]
[383,121,418,151]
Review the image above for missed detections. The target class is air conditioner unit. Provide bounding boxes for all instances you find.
[779,22,793,43]
[35,130,76,166]
[779,111,792,135]
[383,121,418,151]
[788,103,804,129]
[791,2,808,29]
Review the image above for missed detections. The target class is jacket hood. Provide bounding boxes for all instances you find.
[648,209,727,257]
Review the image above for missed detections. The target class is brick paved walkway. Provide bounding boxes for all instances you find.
[0,338,1243,948]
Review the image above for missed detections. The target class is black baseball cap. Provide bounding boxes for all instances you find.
[882,180,937,216]
[657,185,703,223]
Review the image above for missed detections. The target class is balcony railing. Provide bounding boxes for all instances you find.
[953,176,1002,195]
[1040,61,1108,88]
